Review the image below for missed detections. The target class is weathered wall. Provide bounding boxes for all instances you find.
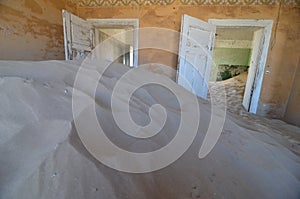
[78,3,300,120]
[0,0,77,60]
[212,48,251,66]
[256,5,300,119]
[284,58,300,127]
[210,48,251,81]
[0,0,299,121]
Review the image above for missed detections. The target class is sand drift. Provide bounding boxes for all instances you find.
[0,60,299,199]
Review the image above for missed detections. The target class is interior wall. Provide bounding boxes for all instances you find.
[284,58,300,127]
[97,29,129,63]
[212,48,251,66]
[0,0,299,121]
[210,48,251,81]
[0,0,77,60]
[78,4,300,119]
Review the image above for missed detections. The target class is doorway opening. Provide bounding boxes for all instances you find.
[88,18,139,67]
[96,27,134,66]
[208,19,273,114]
[176,16,272,115]
[62,10,139,67]
[209,26,260,114]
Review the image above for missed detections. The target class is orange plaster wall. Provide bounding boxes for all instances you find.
[0,0,76,60]
[0,1,299,122]
[284,58,300,126]
[78,5,300,120]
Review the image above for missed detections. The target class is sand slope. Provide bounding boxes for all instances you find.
[0,61,299,199]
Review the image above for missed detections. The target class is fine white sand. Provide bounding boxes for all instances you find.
[0,60,299,199]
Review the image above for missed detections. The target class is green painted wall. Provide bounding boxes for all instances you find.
[212,48,252,66]
[210,48,252,81]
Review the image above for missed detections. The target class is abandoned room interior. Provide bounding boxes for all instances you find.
[0,0,299,198]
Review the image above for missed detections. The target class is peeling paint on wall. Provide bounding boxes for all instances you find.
[0,0,76,60]
[0,0,299,120]
[77,4,300,119]
[0,25,14,36]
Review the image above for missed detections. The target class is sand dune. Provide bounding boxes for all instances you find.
[0,61,299,199]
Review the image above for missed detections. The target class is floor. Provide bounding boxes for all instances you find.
[209,72,300,156]
[1,61,299,199]
[209,72,248,116]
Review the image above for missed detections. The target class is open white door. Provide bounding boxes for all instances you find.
[242,29,264,112]
[62,10,95,60]
[177,15,216,99]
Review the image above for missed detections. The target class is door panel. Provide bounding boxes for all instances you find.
[177,15,216,99]
[62,10,94,60]
[243,29,264,112]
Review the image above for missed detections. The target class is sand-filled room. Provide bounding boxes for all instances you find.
[0,0,300,198]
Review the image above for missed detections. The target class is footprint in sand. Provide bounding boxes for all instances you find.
[191,186,201,198]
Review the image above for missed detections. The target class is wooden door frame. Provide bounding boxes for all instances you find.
[208,19,273,114]
[87,18,139,68]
